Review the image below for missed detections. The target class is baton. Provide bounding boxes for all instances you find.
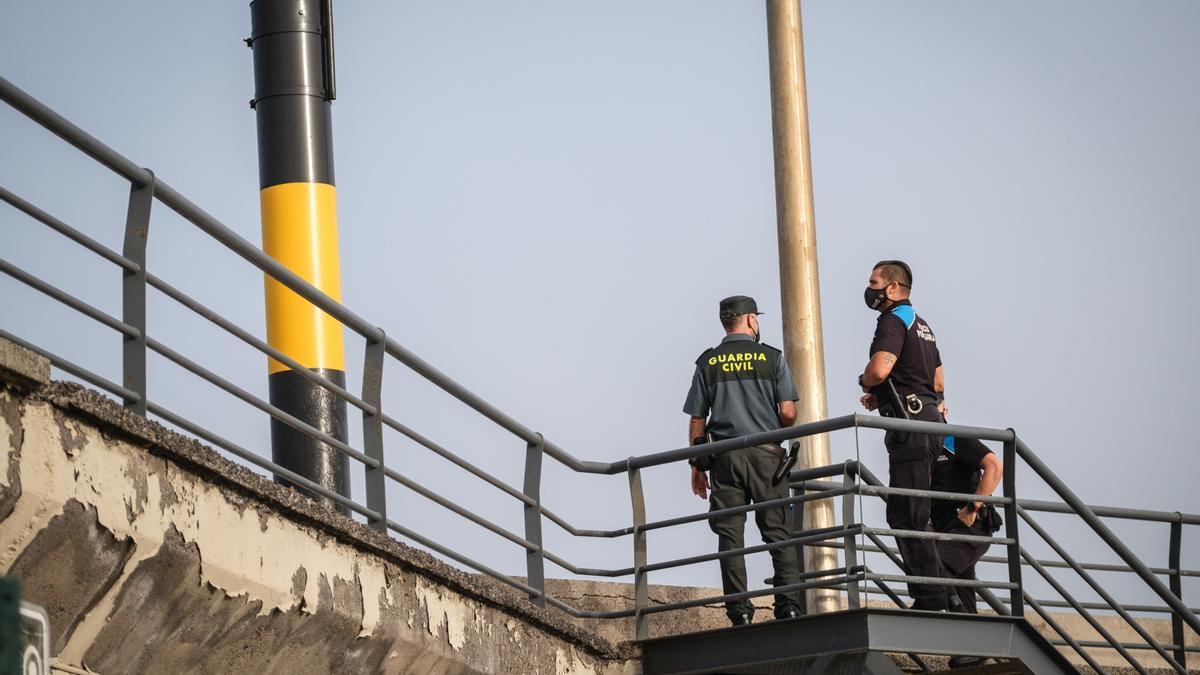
[884,378,912,420]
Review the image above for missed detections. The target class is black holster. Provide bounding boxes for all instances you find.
[981,504,1003,533]
[772,441,800,485]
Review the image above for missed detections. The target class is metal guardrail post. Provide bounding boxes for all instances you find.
[841,462,861,609]
[1170,517,1187,670]
[1002,433,1023,616]
[361,334,387,533]
[523,433,546,607]
[121,171,153,414]
[629,465,649,639]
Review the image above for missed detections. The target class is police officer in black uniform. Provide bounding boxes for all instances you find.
[931,432,1004,669]
[931,433,1003,613]
[684,295,803,626]
[857,260,949,610]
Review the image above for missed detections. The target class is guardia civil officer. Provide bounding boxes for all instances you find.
[857,260,949,610]
[683,295,803,626]
[931,431,1003,669]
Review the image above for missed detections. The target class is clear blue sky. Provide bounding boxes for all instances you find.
[2,2,1197,606]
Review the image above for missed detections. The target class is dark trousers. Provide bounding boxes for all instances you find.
[936,520,990,614]
[709,446,803,620]
[883,407,948,610]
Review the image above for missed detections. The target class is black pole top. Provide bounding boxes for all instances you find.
[249,0,337,188]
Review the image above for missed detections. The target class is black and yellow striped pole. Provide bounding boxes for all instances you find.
[249,0,349,512]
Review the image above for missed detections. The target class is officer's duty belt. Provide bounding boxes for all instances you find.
[754,443,785,457]
[879,394,940,419]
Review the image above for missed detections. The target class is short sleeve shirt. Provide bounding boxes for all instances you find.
[683,334,798,441]
[868,300,942,402]
[930,435,994,531]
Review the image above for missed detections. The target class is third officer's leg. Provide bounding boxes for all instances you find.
[956,563,980,614]
[936,539,979,613]
[885,451,947,610]
[748,447,802,617]
[709,451,753,622]
[937,527,990,614]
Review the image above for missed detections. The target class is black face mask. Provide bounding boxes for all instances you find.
[864,285,889,311]
[750,317,761,343]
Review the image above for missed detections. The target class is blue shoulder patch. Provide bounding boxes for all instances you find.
[891,304,916,330]
[942,435,956,454]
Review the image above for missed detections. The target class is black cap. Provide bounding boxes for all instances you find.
[719,295,762,320]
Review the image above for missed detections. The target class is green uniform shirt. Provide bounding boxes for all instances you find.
[683,334,798,441]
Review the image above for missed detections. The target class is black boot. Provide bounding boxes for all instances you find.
[773,606,801,620]
[948,594,966,613]
[910,599,949,611]
[729,612,753,627]
[948,655,985,669]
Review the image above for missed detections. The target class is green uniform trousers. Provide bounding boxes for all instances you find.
[708,445,803,620]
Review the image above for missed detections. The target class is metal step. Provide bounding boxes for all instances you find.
[638,608,1079,675]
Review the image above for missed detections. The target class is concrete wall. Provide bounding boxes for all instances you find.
[0,340,635,675]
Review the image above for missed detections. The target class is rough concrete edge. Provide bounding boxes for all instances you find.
[0,339,51,392]
[26,379,638,663]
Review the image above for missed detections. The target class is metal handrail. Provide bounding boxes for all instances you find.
[1049,641,1200,654]
[798,478,1200,530]
[1020,506,1187,673]
[1028,592,1108,673]
[0,329,141,403]
[813,539,1200,594]
[1021,546,1149,673]
[858,483,1011,505]
[145,271,377,415]
[1017,438,1200,637]
[3,74,1197,669]
[797,480,1200,578]
[0,187,140,272]
[0,257,140,338]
